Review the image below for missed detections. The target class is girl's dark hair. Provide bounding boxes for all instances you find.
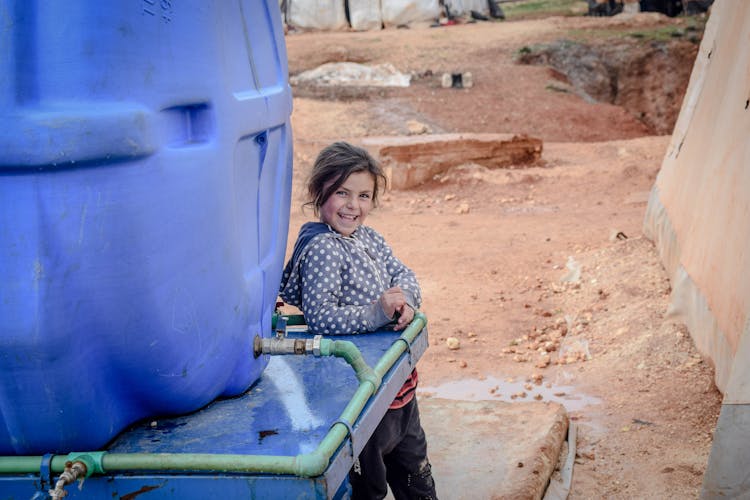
[305,141,388,216]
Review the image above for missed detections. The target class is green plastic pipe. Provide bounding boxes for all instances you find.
[0,456,45,474]
[0,313,427,479]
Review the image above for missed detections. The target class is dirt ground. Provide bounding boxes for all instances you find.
[283,10,722,499]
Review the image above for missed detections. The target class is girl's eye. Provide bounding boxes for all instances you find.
[359,193,371,199]
[336,190,348,197]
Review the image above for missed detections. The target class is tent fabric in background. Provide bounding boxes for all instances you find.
[285,0,442,30]
[381,0,441,27]
[644,0,750,402]
[286,0,348,30]
[644,4,750,493]
[350,0,383,30]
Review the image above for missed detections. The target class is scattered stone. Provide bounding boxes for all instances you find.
[463,72,473,88]
[456,203,470,214]
[446,337,461,350]
[536,353,551,368]
[534,394,543,401]
[406,119,431,135]
[459,360,468,368]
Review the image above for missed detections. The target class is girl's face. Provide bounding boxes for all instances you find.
[319,171,375,236]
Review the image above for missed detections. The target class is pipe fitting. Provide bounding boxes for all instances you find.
[254,336,307,356]
[317,339,382,392]
[66,452,106,476]
[293,451,329,478]
[49,460,88,500]
[357,367,382,394]
[253,334,324,358]
[311,335,322,356]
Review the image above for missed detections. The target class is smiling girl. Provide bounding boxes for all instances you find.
[279,142,437,499]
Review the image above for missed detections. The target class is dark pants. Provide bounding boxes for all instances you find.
[349,397,437,500]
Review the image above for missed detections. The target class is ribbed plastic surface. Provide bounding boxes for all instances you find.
[0,0,293,454]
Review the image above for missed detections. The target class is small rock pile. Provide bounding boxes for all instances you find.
[502,316,591,368]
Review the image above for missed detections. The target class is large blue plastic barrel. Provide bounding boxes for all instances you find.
[0,0,293,454]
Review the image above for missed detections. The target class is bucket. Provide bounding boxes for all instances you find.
[0,0,293,454]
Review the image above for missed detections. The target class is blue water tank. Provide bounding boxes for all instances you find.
[0,0,293,454]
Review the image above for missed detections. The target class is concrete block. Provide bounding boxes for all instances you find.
[419,398,568,500]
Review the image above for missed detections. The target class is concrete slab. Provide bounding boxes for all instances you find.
[419,398,568,500]
[359,133,543,190]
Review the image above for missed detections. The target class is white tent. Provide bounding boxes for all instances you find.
[285,0,348,30]
[642,1,750,496]
[349,0,384,30]
[284,0,440,30]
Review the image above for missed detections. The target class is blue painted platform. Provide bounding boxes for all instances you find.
[0,328,428,499]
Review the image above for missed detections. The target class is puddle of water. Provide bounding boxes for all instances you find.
[419,376,601,412]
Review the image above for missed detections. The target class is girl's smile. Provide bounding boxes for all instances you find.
[320,171,375,236]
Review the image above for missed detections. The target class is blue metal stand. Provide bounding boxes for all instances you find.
[0,328,427,499]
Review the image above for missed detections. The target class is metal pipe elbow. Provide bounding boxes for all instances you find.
[293,451,329,478]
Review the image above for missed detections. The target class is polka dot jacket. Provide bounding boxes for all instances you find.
[279,223,421,335]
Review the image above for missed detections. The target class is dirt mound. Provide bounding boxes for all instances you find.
[517,37,699,134]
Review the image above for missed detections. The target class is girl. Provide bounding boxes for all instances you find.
[279,142,437,500]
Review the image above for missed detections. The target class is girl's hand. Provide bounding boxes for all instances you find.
[394,303,414,331]
[379,287,406,319]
